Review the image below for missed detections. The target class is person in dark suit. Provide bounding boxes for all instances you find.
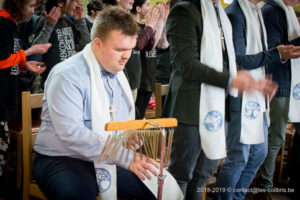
[215,0,300,199]
[254,0,300,199]
[163,0,275,199]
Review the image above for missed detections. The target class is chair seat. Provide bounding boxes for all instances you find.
[30,183,47,200]
[145,108,155,119]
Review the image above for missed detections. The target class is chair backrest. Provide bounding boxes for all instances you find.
[22,91,45,200]
[155,83,169,118]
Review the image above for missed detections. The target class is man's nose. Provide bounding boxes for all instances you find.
[122,49,132,59]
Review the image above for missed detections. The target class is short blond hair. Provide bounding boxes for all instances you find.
[91,6,139,42]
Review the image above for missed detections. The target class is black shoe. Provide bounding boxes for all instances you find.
[253,191,272,200]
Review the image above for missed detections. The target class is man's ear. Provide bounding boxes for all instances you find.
[93,37,103,50]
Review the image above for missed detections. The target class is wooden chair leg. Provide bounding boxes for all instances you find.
[202,184,207,200]
[16,132,22,189]
[23,182,29,200]
[7,129,23,190]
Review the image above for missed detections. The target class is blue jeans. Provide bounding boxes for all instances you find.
[168,123,219,200]
[215,111,268,200]
[33,153,155,200]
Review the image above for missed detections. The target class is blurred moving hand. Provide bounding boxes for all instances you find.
[24,61,46,74]
[25,43,51,56]
[277,45,300,60]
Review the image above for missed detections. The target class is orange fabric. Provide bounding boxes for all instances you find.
[0,9,16,23]
[0,10,26,69]
[0,50,27,69]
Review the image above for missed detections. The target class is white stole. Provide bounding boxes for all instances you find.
[238,0,267,144]
[274,0,300,123]
[83,43,135,199]
[224,0,233,4]
[82,43,183,199]
[142,165,184,200]
[199,0,238,160]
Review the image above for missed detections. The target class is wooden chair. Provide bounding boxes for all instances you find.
[21,91,102,200]
[8,110,41,190]
[276,122,295,184]
[155,83,169,118]
[22,91,46,200]
[144,107,156,119]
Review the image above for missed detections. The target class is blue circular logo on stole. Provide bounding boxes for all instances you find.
[293,83,300,100]
[204,110,223,132]
[95,168,111,193]
[244,101,261,119]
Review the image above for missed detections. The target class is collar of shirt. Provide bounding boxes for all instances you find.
[249,1,262,37]
[99,64,117,79]
[85,15,94,23]
[249,1,260,18]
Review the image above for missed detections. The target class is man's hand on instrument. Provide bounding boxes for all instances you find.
[127,135,144,150]
[128,153,159,180]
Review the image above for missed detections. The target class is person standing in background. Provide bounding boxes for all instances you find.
[32,0,90,89]
[216,0,300,199]
[0,0,50,198]
[163,0,276,199]
[134,1,169,118]
[85,0,103,33]
[255,0,300,199]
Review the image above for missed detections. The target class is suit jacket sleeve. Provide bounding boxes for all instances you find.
[166,2,229,89]
[227,8,281,71]
[263,7,300,47]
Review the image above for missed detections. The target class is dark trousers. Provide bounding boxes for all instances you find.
[289,129,300,199]
[168,123,219,200]
[135,90,152,119]
[0,122,9,177]
[0,121,9,197]
[33,153,155,200]
[257,97,300,190]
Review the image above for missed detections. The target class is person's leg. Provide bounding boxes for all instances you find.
[135,90,152,119]
[116,166,155,200]
[216,111,250,200]
[289,123,300,199]
[185,150,219,200]
[168,123,201,197]
[0,121,9,198]
[33,154,99,200]
[0,122,9,176]
[257,97,289,189]
[233,115,268,200]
